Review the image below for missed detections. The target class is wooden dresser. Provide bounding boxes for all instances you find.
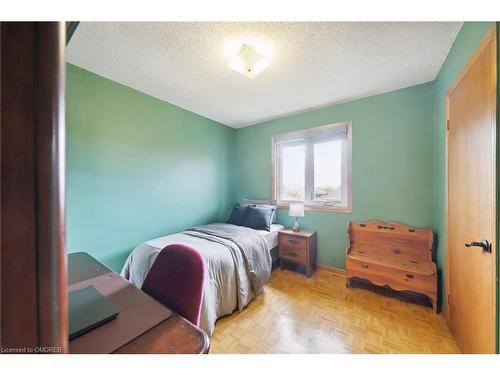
[278,229,317,277]
[345,221,437,312]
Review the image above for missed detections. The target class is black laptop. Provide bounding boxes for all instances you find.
[68,285,119,340]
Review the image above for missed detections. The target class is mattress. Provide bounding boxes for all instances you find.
[255,224,284,250]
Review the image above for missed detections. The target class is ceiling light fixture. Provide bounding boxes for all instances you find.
[228,44,270,80]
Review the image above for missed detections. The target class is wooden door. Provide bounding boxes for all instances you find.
[1,22,68,353]
[446,26,497,354]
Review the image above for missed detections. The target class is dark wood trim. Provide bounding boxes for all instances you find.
[1,22,68,353]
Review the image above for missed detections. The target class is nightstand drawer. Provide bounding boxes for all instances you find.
[281,236,307,251]
[280,245,307,262]
[278,229,317,277]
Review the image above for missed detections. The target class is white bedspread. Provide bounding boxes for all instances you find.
[255,224,284,250]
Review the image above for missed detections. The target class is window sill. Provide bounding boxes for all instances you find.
[277,203,352,213]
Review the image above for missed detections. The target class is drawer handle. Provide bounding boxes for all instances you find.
[288,239,299,244]
[286,252,298,257]
[361,264,369,269]
[377,225,395,230]
[406,274,414,279]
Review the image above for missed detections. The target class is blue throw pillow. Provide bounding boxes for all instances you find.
[227,203,249,226]
[243,206,275,231]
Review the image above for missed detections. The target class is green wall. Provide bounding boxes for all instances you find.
[66,64,236,271]
[234,83,435,269]
[432,22,494,309]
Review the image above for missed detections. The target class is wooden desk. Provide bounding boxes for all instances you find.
[68,252,209,354]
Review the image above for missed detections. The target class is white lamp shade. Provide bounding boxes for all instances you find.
[288,203,304,217]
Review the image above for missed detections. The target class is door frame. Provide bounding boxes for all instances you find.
[1,22,68,352]
[444,24,497,352]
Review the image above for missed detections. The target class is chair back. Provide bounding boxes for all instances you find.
[142,244,205,326]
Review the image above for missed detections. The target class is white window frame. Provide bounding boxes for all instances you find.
[272,121,352,213]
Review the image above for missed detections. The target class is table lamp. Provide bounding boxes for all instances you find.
[288,203,305,232]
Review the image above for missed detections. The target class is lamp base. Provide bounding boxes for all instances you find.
[292,218,300,232]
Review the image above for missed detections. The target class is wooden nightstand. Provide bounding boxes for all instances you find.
[278,229,317,277]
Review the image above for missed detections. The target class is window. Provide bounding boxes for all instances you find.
[272,121,352,212]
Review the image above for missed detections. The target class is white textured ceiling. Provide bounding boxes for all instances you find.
[67,22,462,128]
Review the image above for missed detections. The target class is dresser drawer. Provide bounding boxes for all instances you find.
[279,245,307,262]
[280,235,307,251]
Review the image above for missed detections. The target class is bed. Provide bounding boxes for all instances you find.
[121,222,283,335]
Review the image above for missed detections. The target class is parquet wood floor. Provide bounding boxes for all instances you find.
[209,268,460,354]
